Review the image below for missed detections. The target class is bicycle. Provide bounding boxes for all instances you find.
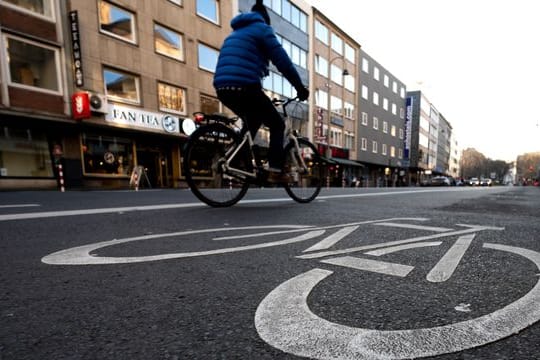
[182,97,323,207]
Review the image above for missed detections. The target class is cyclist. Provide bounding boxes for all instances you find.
[213,0,309,183]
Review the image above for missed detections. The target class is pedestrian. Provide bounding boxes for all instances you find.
[213,0,309,183]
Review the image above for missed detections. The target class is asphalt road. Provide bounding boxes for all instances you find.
[1,186,539,359]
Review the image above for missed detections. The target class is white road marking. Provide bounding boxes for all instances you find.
[255,243,540,359]
[426,234,475,283]
[374,222,453,232]
[303,226,359,252]
[365,241,442,256]
[297,225,504,260]
[41,226,325,265]
[0,204,40,209]
[321,256,414,277]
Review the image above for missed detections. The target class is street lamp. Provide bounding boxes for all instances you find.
[325,55,349,159]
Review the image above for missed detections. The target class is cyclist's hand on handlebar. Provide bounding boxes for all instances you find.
[295,86,309,101]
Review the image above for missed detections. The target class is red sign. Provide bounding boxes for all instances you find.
[71,92,91,120]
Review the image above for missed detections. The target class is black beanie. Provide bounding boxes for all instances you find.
[251,0,270,25]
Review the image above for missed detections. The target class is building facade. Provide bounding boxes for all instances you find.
[0,0,234,190]
[358,51,407,187]
[311,9,361,186]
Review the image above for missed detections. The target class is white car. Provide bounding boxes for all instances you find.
[468,177,480,186]
[480,178,492,186]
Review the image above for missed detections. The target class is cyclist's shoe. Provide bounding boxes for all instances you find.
[267,168,291,183]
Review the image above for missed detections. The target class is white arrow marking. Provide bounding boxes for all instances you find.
[426,234,475,283]
[321,256,414,277]
[256,243,540,359]
[303,226,359,252]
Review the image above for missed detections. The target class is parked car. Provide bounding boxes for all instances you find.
[468,177,480,186]
[480,178,492,186]
[429,176,451,186]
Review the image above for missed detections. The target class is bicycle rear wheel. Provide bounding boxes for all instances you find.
[183,123,250,207]
[283,138,323,203]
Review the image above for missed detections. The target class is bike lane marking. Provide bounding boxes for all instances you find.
[42,226,324,265]
[320,256,414,277]
[426,234,475,283]
[255,243,540,360]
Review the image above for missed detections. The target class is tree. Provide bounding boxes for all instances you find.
[516,152,540,183]
[460,148,486,178]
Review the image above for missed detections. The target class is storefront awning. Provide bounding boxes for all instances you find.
[330,157,365,167]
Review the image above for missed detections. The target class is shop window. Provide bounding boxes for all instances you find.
[200,94,220,114]
[2,0,54,19]
[196,0,219,24]
[5,34,61,93]
[0,127,53,178]
[154,23,184,61]
[81,133,134,176]
[158,82,186,115]
[99,1,137,44]
[104,67,140,104]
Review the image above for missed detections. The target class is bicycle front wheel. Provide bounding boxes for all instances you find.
[283,138,323,203]
[183,123,250,207]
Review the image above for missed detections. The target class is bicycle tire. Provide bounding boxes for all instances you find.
[183,123,250,207]
[283,138,323,203]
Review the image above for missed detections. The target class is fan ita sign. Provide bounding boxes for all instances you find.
[105,104,180,134]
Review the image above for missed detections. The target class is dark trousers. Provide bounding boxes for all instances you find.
[216,87,285,169]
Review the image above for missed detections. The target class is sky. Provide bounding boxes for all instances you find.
[305,0,540,162]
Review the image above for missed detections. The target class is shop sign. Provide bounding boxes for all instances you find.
[71,92,91,120]
[105,104,180,134]
[69,11,84,87]
[404,96,413,160]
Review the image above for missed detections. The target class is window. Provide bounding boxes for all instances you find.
[99,1,137,44]
[200,94,221,114]
[5,35,61,93]
[154,23,184,61]
[373,66,379,81]
[391,146,396,158]
[263,71,294,98]
[391,125,396,137]
[361,85,368,100]
[315,89,328,109]
[315,20,328,44]
[393,81,398,93]
[198,43,219,72]
[344,75,355,92]
[361,138,367,151]
[383,121,388,133]
[373,92,379,106]
[361,112,368,126]
[383,98,388,111]
[196,0,219,24]
[330,96,342,115]
[82,133,134,176]
[400,107,405,119]
[104,67,140,104]
[158,82,186,114]
[3,0,54,19]
[372,141,378,153]
[344,102,354,119]
[392,103,397,115]
[330,64,343,85]
[362,58,369,73]
[399,128,404,139]
[382,144,387,156]
[373,117,379,130]
[400,87,405,98]
[344,132,354,150]
[398,148,403,159]
[0,127,53,178]
[384,74,389,87]
[345,43,355,63]
[331,33,343,55]
[315,55,328,77]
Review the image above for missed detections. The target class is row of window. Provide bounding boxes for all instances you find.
[361,85,404,117]
[360,139,403,158]
[314,20,356,64]
[0,0,55,21]
[314,90,355,120]
[262,0,308,33]
[361,57,405,98]
[361,112,405,139]
[314,55,355,92]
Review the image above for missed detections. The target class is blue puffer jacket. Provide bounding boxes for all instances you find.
[213,12,303,91]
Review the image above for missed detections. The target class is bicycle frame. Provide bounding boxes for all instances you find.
[221,98,309,181]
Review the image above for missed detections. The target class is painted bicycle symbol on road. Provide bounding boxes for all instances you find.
[42,217,540,359]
